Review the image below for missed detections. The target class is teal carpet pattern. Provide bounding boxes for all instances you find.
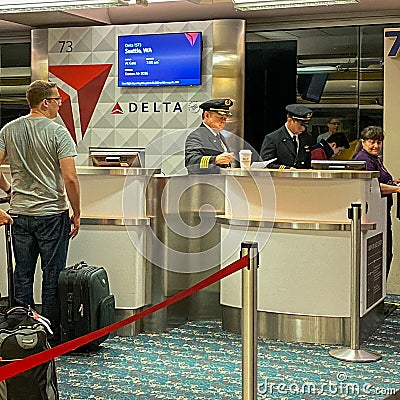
[57,300,400,400]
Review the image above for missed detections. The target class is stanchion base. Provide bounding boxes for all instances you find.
[329,348,381,362]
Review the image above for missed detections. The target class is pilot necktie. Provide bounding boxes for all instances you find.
[292,136,298,153]
[218,134,228,152]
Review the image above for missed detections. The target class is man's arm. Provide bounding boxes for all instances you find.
[59,156,81,238]
[185,129,233,171]
[185,131,209,167]
[0,151,13,224]
[260,134,283,169]
[0,150,11,194]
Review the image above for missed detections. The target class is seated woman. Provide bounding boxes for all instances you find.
[353,126,400,278]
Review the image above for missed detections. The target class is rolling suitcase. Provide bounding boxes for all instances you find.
[0,307,59,400]
[58,261,115,351]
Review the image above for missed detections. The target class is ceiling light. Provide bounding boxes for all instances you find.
[0,0,129,13]
[132,0,180,2]
[297,65,338,74]
[232,0,359,11]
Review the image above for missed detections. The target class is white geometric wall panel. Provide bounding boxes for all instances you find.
[47,21,214,175]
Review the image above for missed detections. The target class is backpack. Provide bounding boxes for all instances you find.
[0,307,59,400]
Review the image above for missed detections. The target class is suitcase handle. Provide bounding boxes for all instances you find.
[67,293,74,322]
[5,221,15,307]
[5,306,53,335]
[5,306,34,319]
[71,260,88,270]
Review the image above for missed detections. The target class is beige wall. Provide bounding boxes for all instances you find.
[384,28,400,294]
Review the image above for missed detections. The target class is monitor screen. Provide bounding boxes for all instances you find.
[297,73,328,103]
[311,160,366,170]
[118,32,202,87]
[89,147,145,167]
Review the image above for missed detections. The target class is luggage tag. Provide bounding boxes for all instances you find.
[31,310,53,336]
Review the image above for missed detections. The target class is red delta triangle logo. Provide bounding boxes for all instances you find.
[49,64,112,143]
[111,102,124,114]
[184,32,199,46]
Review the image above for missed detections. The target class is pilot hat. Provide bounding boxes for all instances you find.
[200,98,233,117]
[286,104,313,125]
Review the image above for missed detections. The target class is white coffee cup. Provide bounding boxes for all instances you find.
[239,149,252,170]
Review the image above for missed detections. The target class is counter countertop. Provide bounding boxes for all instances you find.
[221,168,380,179]
[0,165,161,176]
[1,165,379,179]
[216,215,377,231]
[75,166,161,176]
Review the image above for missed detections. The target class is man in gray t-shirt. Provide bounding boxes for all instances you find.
[0,80,81,346]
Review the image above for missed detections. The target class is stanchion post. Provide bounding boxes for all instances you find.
[329,203,381,362]
[241,242,259,400]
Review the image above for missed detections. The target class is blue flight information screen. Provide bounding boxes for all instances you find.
[118,32,202,87]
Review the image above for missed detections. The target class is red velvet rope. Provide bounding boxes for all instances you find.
[0,255,249,381]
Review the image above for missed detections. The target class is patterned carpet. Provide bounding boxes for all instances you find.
[57,299,400,400]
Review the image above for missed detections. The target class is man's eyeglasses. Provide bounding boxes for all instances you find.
[45,97,62,104]
[329,122,341,126]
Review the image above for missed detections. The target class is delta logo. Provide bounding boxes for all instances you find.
[111,102,124,114]
[110,101,183,114]
[49,64,112,143]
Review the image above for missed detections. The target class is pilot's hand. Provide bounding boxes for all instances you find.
[215,152,234,165]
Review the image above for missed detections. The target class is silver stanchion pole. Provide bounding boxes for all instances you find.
[329,203,381,362]
[241,242,259,399]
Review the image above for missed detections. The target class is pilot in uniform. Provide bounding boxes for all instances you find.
[185,99,234,174]
[260,104,314,169]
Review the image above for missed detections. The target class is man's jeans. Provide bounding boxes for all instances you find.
[11,210,70,339]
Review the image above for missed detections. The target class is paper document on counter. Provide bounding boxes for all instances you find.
[251,158,277,169]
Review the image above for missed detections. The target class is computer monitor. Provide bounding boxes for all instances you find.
[311,160,366,170]
[297,73,328,103]
[89,147,145,167]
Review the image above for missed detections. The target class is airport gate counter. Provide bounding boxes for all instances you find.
[218,168,386,344]
[0,164,160,336]
[0,166,387,343]
[68,166,161,335]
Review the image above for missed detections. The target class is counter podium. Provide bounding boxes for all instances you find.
[219,168,385,344]
[0,165,160,336]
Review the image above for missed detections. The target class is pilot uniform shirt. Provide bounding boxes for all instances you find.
[185,122,230,174]
[260,124,313,169]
